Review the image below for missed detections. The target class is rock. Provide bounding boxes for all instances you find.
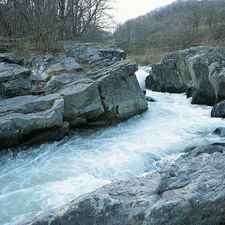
[45,72,86,94]
[91,61,147,124]
[183,142,225,157]
[211,99,225,118]
[16,143,225,225]
[214,127,225,137]
[98,47,126,61]
[60,61,147,127]
[0,94,64,150]
[0,62,31,99]
[65,43,126,69]
[147,46,225,105]
[29,54,83,80]
[0,42,148,149]
[21,121,70,146]
[0,52,17,63]
[60,81,105,127]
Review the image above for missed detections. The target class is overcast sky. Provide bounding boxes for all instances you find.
[112,0,175,24]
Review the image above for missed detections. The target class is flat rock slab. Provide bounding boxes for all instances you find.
[0,94,64,149]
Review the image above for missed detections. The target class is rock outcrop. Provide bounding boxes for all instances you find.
[0,93,68,149]
[146,46,225,105]
[17,143,225,225]
[0,43,148,150]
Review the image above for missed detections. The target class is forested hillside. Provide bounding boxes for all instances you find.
[1,0,225,64]
[113,0,225,64]
[0,0,113,52]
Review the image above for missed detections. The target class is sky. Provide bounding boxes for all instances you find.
[112,0,175,24]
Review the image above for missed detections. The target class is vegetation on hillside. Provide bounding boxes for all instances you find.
[1,0,225,65]
[0,0,114,52]
[113,0,225,65]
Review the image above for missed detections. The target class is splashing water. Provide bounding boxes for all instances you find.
[0,67,225,225]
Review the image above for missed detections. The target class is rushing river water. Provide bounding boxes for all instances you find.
[1,67,225,225]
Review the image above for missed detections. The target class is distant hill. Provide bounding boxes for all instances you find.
[113,0,225,64]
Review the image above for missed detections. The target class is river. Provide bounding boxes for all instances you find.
[1,67,225,225]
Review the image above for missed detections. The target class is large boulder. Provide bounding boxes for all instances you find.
[95,61,147,123]
[0,62,31,99]
[16,143,225,225]
[58,61,147,127]
[146,46,225,105]
[60,81,105,127]
[0,94,66,150]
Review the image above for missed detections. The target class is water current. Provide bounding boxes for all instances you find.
[1,67,225,225]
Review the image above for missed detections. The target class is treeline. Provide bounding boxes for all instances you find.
[113,0,225,64]
[0,0,113,52]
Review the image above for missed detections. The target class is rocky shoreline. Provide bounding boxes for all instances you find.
[16,143,225,225]
[0,43,148,150]
[1,45,225,224]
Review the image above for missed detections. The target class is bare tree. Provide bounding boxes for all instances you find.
[0,0,115,51]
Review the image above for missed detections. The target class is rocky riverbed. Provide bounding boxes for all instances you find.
[1,44,225,225]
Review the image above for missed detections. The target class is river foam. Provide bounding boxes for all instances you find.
[1,67,225,225]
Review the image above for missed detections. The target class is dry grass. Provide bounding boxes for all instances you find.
[127,49,175,66]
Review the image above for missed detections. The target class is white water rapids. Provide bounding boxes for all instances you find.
[1,67,225,225]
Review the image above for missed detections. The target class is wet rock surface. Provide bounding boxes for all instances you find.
[211,99,225,118]
[17,143,225,225]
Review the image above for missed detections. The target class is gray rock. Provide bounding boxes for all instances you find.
[65,43,126,69]
[30,54,83,80]
[47,60,147,127]
[98,47,126,61]
[60,81,104,127]
[214,127,225,137]
[16,144,225,225]
[0,94,64,150]
[147,46,225,105]
[45,72,86,94]
[0,62,31,99]
[0,52,17,63]
[94,61,147,123]
[211,99,225,118]
[21,121,70,146]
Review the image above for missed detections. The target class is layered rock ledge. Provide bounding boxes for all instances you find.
[0,43,148,150]
[146,46,225,105]
[17,143,225,225]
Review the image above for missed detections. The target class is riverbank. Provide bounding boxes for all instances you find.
[0,43,147,150]
[1,45,225,224]
[1,87,225,225]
